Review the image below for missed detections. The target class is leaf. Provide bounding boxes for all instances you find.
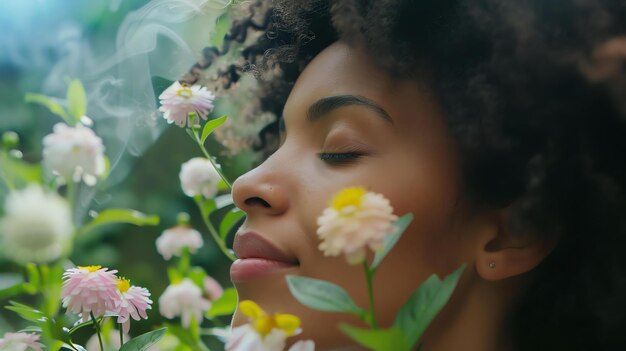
[67,79,87,122]
[0,274,25,300]
[210,14,232,48]
[394,264,466,348]
[80,209,160,235]
[0,153,43,189]
[200,115,228,145]
[24,93,72,124]
[187,267,207,288]
[286,275,364,315]
[219,208,245,240]
[339,324,410,351]
[5,301,47,322]
[120,328,167,351]
[371,213,413,270]
[206,287,237,318]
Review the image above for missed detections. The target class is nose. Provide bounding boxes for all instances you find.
[232,155,290,217]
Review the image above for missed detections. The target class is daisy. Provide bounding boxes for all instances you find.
[61,266,119,321]
[317,187,398,264]
[158,81,215,128]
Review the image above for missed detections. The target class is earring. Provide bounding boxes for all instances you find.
[488,261,496,269]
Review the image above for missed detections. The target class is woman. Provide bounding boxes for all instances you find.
[190,1,626,350]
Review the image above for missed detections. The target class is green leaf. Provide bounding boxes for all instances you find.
[371,213,414,270]
[119,328,167,351]
[24,93,72,124]
[0,153,43,189]
[187,267,207,288]
[394,264,466,348]
[0,274,25,300]
[339,324,410,351]
[80,209,160,235]
[210,14,232,48]
[200,115,227,145]
[206,287,237,318]
[219,208,245,240]
[5,301,47,322]
[286,275,364,315]
[167,267,183,284]
[66,79,87,122]
[195,196,216,216]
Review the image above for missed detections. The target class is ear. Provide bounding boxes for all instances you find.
[474,208,559,281]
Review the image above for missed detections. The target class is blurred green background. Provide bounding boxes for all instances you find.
[0,0,257,346]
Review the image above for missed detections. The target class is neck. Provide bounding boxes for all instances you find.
[419,272,526,351]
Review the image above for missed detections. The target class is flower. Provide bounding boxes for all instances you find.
[317,187,398,264]
[155,225,204,260]
[225,300,314,351]
[113,278,153,333]
[203,276,224,301]
[159,81,215,127]
[179,157,221,198]
[0,332,44,351]
[158,278,211,328]
[0,185,73,265]
[61,266,119,321]
[42,122,105,185]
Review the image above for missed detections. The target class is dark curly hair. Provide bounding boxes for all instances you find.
[188,0,626,350]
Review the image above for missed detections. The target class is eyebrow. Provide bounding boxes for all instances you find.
[306,95,393,124]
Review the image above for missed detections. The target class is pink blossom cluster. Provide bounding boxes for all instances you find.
[61,266,152,333]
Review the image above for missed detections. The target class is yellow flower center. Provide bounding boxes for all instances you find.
[116,278,131,293]
[239,300,300,337]
[177,88,193,99]
[331,187,367,211]
[78,265,102,273]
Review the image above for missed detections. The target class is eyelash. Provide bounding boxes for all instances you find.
[318,152,364,165]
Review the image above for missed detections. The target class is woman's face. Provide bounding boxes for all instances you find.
[230,42,479,348]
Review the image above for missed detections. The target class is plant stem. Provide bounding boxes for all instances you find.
[179,247,191,275]
[90,312,104,351]
[119,324,124,345]
[363,261,378,329]
[194,197,237,262]
[189,130,232,189]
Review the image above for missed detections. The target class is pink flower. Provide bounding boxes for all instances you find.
[113,278,153,334]
[159,81,215,127]
[156,225,204,260]
[0,332,44,351]
[158,278,211,328]
[203,276,224,301]
[61,266,119,321]
[317,187,398,264]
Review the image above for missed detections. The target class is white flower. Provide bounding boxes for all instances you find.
[42,122,105,185]
[179,157,221,198]
[0,332,44,351]
[158,278,211,328]
[155,225,203,260]
[225,300,313,351]
[159,81,215,128]
[61,266,119,321]
[0,185,73,265]
[113,278,153,334]
[317,187,398,264]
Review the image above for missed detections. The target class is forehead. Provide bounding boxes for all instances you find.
[282,41,443,135]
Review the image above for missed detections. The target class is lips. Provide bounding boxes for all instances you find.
[230,231,299,282]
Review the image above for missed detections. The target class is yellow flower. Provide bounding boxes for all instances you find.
[226,301,313,351]
[331,187,367,211]
[239,300,300,337]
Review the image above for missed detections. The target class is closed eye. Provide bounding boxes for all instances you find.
[318,152,364,165]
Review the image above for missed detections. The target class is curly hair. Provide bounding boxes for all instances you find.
[189,1,626,349]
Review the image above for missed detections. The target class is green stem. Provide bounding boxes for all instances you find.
[190,129,232,189]
[178,247,191,275]
[119,324,124,345]
[90,312,104,351]
[363,261,378,329]
[194,197,237,262]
